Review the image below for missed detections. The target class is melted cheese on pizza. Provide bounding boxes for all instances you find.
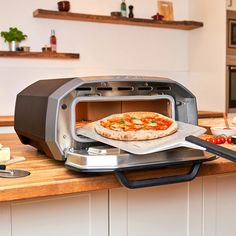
[100,114,173,132]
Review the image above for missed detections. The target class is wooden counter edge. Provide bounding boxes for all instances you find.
[1,158,236,203]
[1,133,236,202]
[0,175,121,202]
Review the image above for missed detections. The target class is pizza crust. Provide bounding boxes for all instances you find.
[94,112,178,141]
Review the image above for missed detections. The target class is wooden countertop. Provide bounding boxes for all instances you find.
[1,133,236,202]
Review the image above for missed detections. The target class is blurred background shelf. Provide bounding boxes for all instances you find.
[33,9,203,30]
[0,51,80,59]
[0,116,14,127]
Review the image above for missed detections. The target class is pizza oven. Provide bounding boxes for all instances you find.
[14,76,236,188]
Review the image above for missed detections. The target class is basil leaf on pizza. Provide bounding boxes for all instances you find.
[94,112,178,141]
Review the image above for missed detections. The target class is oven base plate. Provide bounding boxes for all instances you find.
[65,147,216,173]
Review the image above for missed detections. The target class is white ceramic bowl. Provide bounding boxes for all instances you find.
[210,126,236,137]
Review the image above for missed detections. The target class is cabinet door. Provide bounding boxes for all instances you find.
[109,179,203,236]
[0,203,11,236]
[11,190,108,236]
[203,174,236,236]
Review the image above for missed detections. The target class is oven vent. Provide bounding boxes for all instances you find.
[156,86,171,91]
[117,87,134,91]
[96,87,113,91]
[76,87,92,91]
[137,86,153,91]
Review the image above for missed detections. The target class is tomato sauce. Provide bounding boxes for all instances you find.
[101,114,173,132]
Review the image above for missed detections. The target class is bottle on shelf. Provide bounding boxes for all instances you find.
[50,29,57,52]
[128,5,134,18]
[120,0,127,17]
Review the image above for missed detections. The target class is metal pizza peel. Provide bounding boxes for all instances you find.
[76,121,206,155]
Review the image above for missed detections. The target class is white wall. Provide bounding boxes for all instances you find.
[227,0,236,10]
[0,0,227,116]
[0,0,190,116]
[188,0,226,111]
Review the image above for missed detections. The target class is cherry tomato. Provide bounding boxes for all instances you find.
[210,138,217,144]
[227,136,232,144]
[216,137,222,144]
[206,138,216,143]
[220,136,226,144]
[206,136,227,145]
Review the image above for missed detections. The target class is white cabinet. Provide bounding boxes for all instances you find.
[2,174,236,236]
[109,180,203,236]
[0,203,11,236]
[110,174,236,236]
[0,190,108,236]
[203,174,236,236]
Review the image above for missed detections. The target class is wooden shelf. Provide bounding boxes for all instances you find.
[33,9,203,30]
[0,116,14,127]
[198,111,224,119]
[0,51,80,59]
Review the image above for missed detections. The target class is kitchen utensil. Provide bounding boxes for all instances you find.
[0,156,26,165]
[224,112,230,129]
[210,126,236,137]
[111,12,122,17]
[57,1,70,12]
[151,13,164,21]
[77,121,206,155]
[0,169,30,178]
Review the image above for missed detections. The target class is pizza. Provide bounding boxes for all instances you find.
[94,112,178,141]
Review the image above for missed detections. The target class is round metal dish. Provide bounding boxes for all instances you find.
[0,169,30,178]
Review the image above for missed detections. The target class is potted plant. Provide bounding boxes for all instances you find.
[1,27,27,51]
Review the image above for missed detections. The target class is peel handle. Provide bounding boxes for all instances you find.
[186,135,236,162]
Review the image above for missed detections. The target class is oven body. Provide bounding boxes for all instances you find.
[14,76,198,161]
[16,76,231,188]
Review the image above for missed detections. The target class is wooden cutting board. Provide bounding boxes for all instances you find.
[158,1,174,21]
[0,156,25,166]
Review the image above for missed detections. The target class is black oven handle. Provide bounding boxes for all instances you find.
[186,135,236,162]
[114,162,201,189]
[228,66,236,71]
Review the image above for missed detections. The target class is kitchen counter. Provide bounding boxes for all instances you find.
[198,114,236,128]
[1,133,236,202]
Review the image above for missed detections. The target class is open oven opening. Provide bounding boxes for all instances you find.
[75,99,172,129]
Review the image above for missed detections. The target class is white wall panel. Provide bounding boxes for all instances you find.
[0,0,189,116]
[188,0,226,111]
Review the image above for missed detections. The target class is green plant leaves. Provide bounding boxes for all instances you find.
[0,27,27,42]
